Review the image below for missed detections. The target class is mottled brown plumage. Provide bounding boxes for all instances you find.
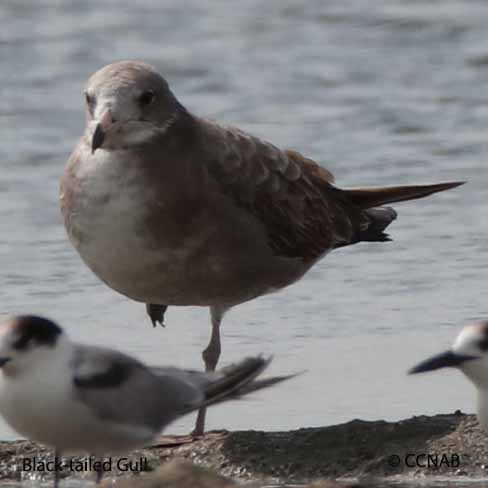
[195,118,461,262]
[197,121,358,261]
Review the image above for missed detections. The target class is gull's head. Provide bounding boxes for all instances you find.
[84,61,182,153]
[409,322,488,389]
[0,316,66,377]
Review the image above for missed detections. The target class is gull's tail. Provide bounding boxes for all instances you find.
[341,181,464,244]
[343,181,464,209]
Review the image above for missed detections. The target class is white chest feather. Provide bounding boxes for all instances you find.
[0,358,88,447]
[0,362,153,454]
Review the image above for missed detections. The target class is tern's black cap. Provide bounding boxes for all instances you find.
[11,315,62,350]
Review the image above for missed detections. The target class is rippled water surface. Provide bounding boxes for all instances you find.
[2,2,488,485]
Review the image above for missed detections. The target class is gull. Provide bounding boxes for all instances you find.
[60,60,463,435]
[409,322,488,429]
[0,315,292,487]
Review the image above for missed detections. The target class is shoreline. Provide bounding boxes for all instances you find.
[1,412,486,486]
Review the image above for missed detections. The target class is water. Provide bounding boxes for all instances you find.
[1,0,488,485]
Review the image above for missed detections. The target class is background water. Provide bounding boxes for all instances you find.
[1,0,488,445]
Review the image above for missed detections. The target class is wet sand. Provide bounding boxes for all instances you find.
[2,412,488,487]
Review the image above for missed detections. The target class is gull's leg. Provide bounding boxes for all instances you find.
[192,306,226,437]
[146,304,168,327]
[53,448,61,488]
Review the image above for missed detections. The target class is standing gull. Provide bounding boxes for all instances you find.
[0,315,292,487]
[61,60,463,435]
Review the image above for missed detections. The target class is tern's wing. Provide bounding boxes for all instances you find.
[71,345,202,434]
[151,356,296,412]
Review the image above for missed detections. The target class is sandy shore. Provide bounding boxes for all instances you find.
[1,411,486,486]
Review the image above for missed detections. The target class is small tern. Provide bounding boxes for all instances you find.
[0,315,293,487]
[409,321,488,429]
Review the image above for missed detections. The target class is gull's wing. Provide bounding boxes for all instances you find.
[71,345,202,433]
[198,119,463,262]
[199,120,366,262]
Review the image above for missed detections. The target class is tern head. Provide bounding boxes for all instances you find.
[0,316,65,376]
[84,61,183,153]
[409,322,488,389]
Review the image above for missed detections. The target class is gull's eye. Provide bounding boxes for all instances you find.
[138,90,155,106]
[84,92,96,115]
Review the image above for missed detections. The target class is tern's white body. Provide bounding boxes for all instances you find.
[477,393,488,431]
[0,336,155,455]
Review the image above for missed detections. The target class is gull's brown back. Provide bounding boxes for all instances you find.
[198,118,463,263]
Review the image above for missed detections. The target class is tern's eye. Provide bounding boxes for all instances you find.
[12,334,32,351]
[138,90,155,106]
[84,92,96,115]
